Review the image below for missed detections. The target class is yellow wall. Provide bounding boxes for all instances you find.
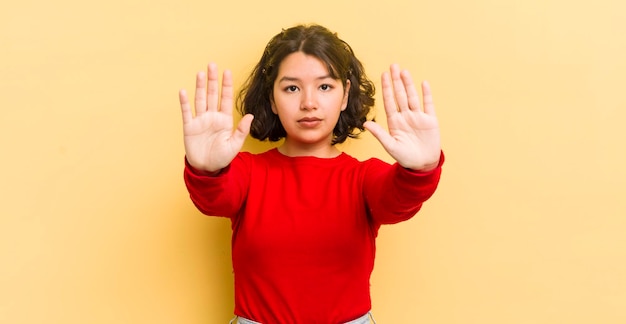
[2,0,625,323]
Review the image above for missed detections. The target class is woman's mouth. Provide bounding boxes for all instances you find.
[298,117,322,128]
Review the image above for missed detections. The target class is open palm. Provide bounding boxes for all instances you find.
[179,63,253,173]
[364,64,441,171]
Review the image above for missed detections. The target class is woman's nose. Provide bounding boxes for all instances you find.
[300,90,317,110]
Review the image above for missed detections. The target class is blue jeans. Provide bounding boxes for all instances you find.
[229,311,377,324]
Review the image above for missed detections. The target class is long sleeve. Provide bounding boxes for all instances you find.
[363,151,444,225]
[183,153,252,219]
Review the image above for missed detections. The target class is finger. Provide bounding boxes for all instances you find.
[400,70,422,112]
[390,64,409,111]
[363,120,395,152]
[194,71,207,115]
[206,63,219,111]
[179,89,193,124]
[220,69,234,115]
[381,71,399,118]
[231,114,254,146]
[422,81,436,115]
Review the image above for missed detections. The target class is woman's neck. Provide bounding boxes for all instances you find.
[277,141,341,158]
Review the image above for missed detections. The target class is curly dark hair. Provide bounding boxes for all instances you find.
[236,24,375,145]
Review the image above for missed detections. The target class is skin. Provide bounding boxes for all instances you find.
[364,64,441,171]
[179,55,440,174]
[270,52,350,158]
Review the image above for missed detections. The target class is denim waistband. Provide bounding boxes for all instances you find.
[230,310,376,324]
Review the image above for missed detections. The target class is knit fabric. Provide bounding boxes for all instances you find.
[184,148,443,323]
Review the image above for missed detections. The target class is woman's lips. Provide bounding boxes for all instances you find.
[298,117,321,128]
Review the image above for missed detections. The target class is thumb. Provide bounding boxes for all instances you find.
[232,114,254,145]
[364,120,394,150]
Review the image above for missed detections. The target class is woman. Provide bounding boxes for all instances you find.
[179,24,443,323]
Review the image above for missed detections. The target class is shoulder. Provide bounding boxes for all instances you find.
[358,156,395,172]
[230,149,285,172]
[234,149,274,162]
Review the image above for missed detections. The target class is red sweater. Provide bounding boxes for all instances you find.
[184,148,443,323]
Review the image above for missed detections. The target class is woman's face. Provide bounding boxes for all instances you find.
[271,52,350,155]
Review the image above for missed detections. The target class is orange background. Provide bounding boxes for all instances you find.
[2,0,625,323]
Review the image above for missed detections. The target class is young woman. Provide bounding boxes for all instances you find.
[179,24,444,324]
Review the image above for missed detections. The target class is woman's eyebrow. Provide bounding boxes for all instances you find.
[277,75,334,83]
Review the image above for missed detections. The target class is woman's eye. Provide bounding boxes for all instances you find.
[285,85,299,92]
[320,84,332,91]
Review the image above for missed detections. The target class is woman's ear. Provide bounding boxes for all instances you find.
[270,93,278,114]
[341,79,351,111]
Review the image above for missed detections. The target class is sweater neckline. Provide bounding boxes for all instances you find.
[266,148,349,163]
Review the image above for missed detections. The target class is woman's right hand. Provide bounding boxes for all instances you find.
[179,63,254,173]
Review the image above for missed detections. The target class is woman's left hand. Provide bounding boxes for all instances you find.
[364,64,441,172]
